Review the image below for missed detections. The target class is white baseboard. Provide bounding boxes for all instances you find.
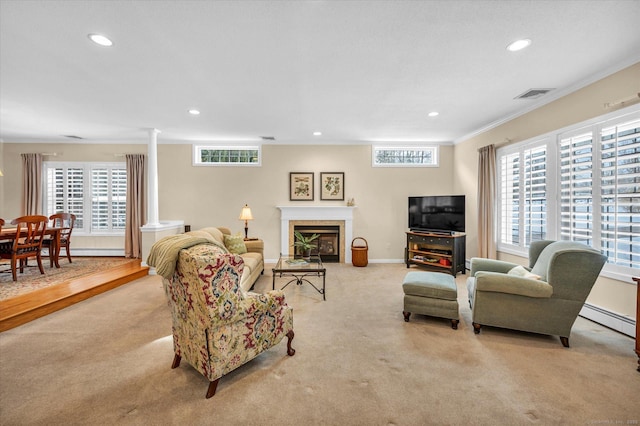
[70,248,125,257]
[579,303,635,337]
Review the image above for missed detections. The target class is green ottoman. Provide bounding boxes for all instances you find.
[402,271,459,329]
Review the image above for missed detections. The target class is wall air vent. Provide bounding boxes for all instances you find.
[63,135,83,139]
[260,136,276,141]
[514,88,554,100]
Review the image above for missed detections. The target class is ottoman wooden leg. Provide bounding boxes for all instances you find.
[403,311,411,322]
[451,319,459,330]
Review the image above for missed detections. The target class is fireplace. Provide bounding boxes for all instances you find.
[277,206,355,263]
[294,225,340,262]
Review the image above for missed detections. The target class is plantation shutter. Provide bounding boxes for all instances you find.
[67,168,84,229]
[559,131,595,246]
[499,152,520,245]
[91,166,127,231]
[45,166,85,231]
[111,168,127,230]
[600,118,640,269]
[524,146,547,245]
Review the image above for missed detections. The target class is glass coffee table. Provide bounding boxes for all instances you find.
[273,254,326,300]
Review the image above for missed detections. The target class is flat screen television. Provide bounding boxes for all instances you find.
[408,195,465,234]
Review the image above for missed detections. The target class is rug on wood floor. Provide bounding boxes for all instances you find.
[0,257,134,300]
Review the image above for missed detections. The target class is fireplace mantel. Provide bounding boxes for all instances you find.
[277,206,355,263]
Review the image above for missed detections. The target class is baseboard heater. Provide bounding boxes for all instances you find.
[579,303,635,338]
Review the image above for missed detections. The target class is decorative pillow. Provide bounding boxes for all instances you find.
[224,234,247,255]
[507,265,541,280]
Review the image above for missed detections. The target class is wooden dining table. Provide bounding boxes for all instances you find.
[0,227,64,268]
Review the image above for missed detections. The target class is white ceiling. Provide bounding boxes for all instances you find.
[1,0,639,145]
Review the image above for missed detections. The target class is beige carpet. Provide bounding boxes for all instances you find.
[0,263,638,425]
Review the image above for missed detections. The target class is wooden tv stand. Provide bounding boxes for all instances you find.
[405,231,466,276]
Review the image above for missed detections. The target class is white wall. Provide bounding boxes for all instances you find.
[156,143,455,262]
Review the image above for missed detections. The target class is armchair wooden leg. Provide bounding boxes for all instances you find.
[560,336,570,348]
[451,319,459,330]
[206,378,220,399]
[403,311,411,322]
[472,322,482,334]
[171,354,181,369]
[286,330,296,356]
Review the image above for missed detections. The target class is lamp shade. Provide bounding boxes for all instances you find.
[239,204,253,221]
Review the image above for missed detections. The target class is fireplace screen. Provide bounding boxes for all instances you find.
[294,225,340,262]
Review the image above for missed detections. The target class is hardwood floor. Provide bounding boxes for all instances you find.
[0,259,149,332]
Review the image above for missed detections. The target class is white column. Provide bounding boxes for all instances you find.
[147,128,161,226]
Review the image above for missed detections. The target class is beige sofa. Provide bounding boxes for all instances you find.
[146,226,264,293]
[216,227,264,292]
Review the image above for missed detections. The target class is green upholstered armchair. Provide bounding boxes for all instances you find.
[466,240,607,347]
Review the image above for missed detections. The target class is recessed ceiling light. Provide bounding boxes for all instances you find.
[506,39,531,52]
[313,131,322,136]
[88,34,113,47]
[188,109,200,115]
[428,111,439,117]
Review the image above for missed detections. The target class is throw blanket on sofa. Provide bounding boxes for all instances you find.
[147,234,226,279]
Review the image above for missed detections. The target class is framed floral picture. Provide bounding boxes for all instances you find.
[320,172,344,201]
[290,172,314,201]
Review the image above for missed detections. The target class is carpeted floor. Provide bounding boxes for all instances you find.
[0,263,638,425]
[0,257,132,300]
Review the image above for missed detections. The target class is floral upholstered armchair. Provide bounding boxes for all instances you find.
[160,243,295,399]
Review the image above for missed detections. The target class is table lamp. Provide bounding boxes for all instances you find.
[239,204,254,239]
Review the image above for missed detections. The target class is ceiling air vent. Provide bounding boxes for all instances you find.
[62,135,83,139]
[514,88,554,100]
[260,136,276,141]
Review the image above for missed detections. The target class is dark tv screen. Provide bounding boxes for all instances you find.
[408,195,465,233]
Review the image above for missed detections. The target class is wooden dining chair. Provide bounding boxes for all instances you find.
[0,215,48,281]
[43,213,76,267]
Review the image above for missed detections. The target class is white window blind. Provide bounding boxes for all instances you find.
[498,142,548,249]
[559,131,595,246]
[45,166,85,230]
[91,167,127,231]
[600,118,640,269]
[499,152,520,245]
[524,146,547,245]
[44,162,126,234]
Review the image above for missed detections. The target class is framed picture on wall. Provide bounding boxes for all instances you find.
[290,172,314,201]
[320,172,344,201]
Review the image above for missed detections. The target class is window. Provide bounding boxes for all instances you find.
[498,141,550,248]
[599,119,640,270]
[44,162,127,234]
[193,145,261,166]
[559,130,595,246]
[372,146,439,167]
[497,107,640,278]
